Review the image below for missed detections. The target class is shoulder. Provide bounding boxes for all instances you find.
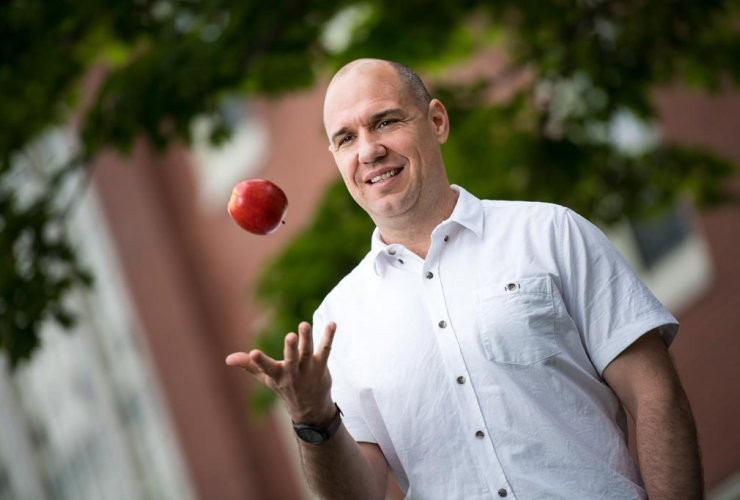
[481,199,570,218]
[480,199,572,240]
[312,250,377,350]
[475,199,612,270]
[315,248,375,318]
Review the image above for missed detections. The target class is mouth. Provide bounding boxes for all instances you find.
[367,167,403,185]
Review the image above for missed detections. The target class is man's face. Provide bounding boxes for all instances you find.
[323,63,449,224]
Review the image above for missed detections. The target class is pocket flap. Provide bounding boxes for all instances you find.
[477,276,551,301]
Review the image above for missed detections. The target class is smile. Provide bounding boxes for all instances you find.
[369,168,402,184]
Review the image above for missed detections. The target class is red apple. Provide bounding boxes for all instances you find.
[228,179,288,235]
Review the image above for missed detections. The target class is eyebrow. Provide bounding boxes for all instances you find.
[330,108,404,145]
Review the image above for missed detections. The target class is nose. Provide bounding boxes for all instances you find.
[358,132,387,165]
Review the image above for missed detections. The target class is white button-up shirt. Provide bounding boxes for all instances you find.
[313,185,678,499]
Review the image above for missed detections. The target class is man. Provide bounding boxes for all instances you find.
[226,59,703,499]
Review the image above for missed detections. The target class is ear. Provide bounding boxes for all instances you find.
[428,99,450,144]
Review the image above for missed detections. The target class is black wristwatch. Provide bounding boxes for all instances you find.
[292,403,343,445]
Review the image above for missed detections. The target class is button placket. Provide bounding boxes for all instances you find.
[422,256,509,497]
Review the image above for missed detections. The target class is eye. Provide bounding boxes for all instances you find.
[338,135,354,147]
[378,119,398,129]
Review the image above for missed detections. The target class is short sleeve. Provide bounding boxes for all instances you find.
[312,309,377,444]
[557,208,679,375]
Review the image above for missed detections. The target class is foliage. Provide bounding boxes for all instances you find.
[1,0,739,375]
[0,158,93,365]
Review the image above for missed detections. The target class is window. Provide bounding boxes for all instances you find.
[630,206,690,270]
[605,204,712,314]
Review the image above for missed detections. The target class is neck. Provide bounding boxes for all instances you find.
[377,187,459,260]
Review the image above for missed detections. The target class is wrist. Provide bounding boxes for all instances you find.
[290,400,336,426]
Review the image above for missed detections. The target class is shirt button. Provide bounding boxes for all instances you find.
[475,430,485,438]
[426,271,434,279]
[456,376,466,384]
[444,235,449,242]
[498,489,507,497]
[438,320,447,328]
[388,249,396,255]
[506,282,517,291]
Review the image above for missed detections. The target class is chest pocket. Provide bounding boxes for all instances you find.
[476,276,560,366]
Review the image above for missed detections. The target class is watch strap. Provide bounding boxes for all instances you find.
[292,403,343,444]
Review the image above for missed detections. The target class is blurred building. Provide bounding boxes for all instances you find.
[1,74,738,500]
[0,131,195,499]
[655,87,740,500]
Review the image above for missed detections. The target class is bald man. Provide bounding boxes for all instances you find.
[227,59,703,499]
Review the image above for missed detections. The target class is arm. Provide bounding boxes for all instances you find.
[226,322,387,500]
[297,426,389,500]
[298,437,389,500]
[602,330,704,499]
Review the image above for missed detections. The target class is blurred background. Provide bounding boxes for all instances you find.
[1,1,739,499]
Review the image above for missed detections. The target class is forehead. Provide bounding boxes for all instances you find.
[323,65,411,135]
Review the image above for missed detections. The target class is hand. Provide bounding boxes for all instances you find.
[225,321,337,424]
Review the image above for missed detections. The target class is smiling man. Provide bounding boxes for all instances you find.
[226,59,703,499]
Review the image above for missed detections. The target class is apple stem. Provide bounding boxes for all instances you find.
[282,220,286,224]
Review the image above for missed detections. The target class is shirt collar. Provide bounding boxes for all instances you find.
[447,184,484,238]
[370,185,484,275]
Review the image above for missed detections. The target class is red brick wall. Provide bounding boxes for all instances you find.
[657,87,740,490]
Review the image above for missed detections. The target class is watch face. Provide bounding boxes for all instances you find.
[297,428,325,444]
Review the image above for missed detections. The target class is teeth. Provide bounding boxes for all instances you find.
[370,168,400,184]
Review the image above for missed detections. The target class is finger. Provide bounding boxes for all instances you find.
[226,351,250,367]
[316,322,337,366]
[226,352,268,383]
[250,349,282,378]
[297,322,313,359]
[283,332,299,367]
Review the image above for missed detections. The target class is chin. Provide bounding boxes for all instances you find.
[372,198,415,221]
